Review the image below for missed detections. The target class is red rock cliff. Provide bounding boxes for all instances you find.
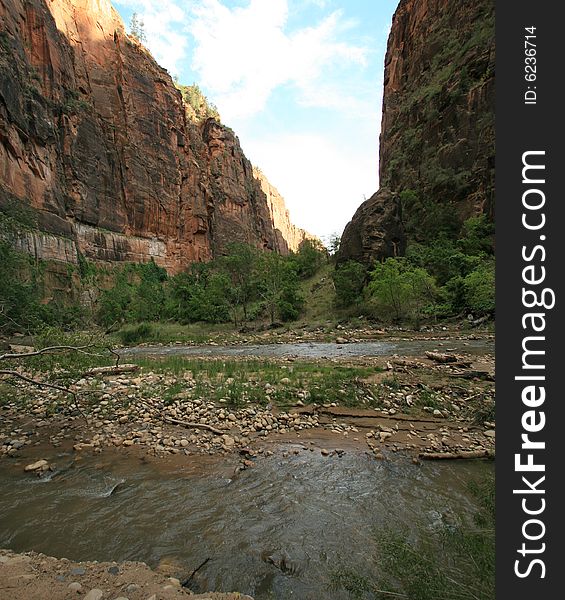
[252,167,315,253]
[0,0,307,272]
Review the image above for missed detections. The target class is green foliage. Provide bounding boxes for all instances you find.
[0,241,41,333]
[332,261,367,309]
[177,83,220,122]
[463,260,495,315]
[118,322,154,345]
[292,239,327,279]
[400,189,459,243]
[368,258,437,323]
[257,251,303,324]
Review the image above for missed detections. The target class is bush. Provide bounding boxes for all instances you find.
[118,323,154,345]
[463,260,495,315]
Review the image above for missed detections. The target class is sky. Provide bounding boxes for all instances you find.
[113,0,399,240]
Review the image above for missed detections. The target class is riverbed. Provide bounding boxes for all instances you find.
[0,445,492,600]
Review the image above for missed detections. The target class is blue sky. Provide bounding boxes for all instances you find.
[113,0,399,239]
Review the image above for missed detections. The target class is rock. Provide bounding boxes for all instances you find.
[484,429,496,438]
[222,435,235,447]
[107,566,119,575]
[321,448,330,456]
[84,590,104,600]
[71,567,86,576]
[280,377,291,385]
[336,189,406,265]
[335,337,348,345]
[126,584,140,593]
[68,582,83,592]
[24,459,48,472]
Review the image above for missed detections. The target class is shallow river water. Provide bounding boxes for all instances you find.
[0,447,492,599]
[123,338,493,360]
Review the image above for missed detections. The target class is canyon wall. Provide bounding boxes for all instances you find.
[338,0,494,265]
[0,0,308,273]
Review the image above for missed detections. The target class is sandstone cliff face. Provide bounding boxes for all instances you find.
[0,0,306,273]
[253,167,314,253]
[338,0,494,265]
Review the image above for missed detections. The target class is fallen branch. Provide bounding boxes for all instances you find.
[0,344,100,361]
[162,415,224,435]
[425,351,458,363]
[0,369,88,424]
[83,364,139,377]
[181,557,211,588]
[418,449,494,460]
[452,370,495,382]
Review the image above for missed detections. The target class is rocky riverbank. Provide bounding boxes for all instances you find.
[0,340,495,466]
[0,550,253,600]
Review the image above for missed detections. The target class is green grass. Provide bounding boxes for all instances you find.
[330,474,495,600]
[130,356,382,409]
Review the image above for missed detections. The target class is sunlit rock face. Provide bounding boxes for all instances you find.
[338,0,494,265]
[0,0,310,272]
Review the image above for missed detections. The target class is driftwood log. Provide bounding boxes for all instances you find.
[83,364,140,376]
[419,449,494,460]
[425,351,458,363]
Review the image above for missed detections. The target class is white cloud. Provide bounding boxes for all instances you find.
[116,0,190,75]
[244,133,378,238]
[188,0,368,120]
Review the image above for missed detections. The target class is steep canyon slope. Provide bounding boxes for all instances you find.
[0,0,309,274]
[338,0,495,265]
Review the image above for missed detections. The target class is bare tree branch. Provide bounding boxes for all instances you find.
[0,369,88,423]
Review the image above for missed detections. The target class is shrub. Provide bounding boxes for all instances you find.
[118,322,154,345]
[463,260,495,315]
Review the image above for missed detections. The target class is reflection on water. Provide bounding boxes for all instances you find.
[0,448,492,599]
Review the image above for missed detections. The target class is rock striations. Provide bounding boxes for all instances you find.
[0,0,310,273]
[338,0,494,265]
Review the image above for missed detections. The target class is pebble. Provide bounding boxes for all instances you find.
[68,582,83,592]
[71,567,86,576]
[84,590,104,600]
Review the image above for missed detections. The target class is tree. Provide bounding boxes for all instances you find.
[293,239,327,279]
[218,243,259,325]
[369,258,437,323]
[257,252,302,324]
[332,261,366,309]
[129,12,147,43]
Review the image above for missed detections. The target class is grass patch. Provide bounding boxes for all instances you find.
[129,357,382,409]
[330,474,495,600]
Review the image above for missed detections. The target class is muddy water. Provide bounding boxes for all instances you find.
[0,447,492,599]
[123,338,493,360]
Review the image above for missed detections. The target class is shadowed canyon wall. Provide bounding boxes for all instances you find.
[338,0,494,265]
[0,0,309,273]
